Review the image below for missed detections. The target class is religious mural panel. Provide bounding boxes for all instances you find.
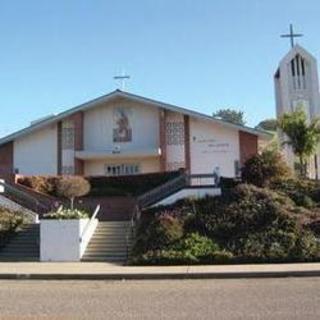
[113,107,132,143]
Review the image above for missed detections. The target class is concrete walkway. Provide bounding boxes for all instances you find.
[1,262,320,280]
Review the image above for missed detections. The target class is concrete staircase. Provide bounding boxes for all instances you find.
[82,221,134,263]
[0,224,40,261]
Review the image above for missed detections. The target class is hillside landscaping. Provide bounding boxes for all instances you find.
[130,151,320,265]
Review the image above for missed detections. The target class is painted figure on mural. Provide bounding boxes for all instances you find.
[113,107,132,142]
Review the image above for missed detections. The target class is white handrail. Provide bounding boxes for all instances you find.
[80,204,100,243]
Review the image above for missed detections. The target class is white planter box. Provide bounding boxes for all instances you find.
[40,218,98,262]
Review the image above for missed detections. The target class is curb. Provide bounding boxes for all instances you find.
[1,270,320,280]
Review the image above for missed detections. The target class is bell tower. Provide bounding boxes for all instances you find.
[274,26,320,177]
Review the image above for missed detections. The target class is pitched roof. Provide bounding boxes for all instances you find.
[0,90,271,146]
[275,44,317,76]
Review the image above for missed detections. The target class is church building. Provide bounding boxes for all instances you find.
[0,90,268,179]
[275,26,320,178]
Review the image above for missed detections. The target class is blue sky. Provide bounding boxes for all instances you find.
[0,0,320,137]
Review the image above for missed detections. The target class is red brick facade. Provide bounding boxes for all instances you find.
[184,115,191,173]
[71,112,84,175]
[57,112,84,175]
[239,130,258,166]
[57,121,62,175]
[0,142,14,181]
[159,109,167,172]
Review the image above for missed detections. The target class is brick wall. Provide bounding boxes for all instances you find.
[57,122,62,175]
[0,142,14,181]
[184,115,191,173]
[159,109,167,172]
[58,112,84,175]
[72,112,84,175]
[239,131,258,166]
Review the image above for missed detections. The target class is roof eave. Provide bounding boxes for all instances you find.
[0,90,270,145]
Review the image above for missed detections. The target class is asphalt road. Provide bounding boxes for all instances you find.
[0,278,319,319]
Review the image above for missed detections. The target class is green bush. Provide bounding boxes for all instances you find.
[132,212,184,255]
[131,183,320,265]
[43,207,89,220]
[271,178,320,208]
[17,176,62,195]
[18,171,181,197]
[0,207,26,248]
[131,233,233,265]
[242,150,291,187]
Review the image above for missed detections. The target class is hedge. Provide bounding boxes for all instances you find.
[17,171,181,197]
[130,184,320,265]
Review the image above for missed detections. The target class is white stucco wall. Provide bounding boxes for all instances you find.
[189,118,240,177]
[83,98,159,153]
[40,218,98,262]
[153,187,221,207]
[14,125,58,175]
[84,158,160,176]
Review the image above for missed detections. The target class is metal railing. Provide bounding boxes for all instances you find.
[79,204,100,243]
[188,174,218,187]
[125,204,140,262]
[136,173,189,208]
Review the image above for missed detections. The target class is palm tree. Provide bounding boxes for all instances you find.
[278,108,320,177]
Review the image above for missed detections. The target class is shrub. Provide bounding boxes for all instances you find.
[43,207,89,220]
[131,232,233,265]
[17,176,61,195]
[57,177,91,209]
[271,178,320,207]
[18,171,182,197]
[0,207,26,248]
[242,150,291,187]
[131,183,320,265]
[132,212,184,255]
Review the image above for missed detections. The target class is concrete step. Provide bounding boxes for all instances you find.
[83,253,127,259]
[82,257,126,262]
[0,223,40,261]
[87,243,132,248]
[88,235,131,239]
[82,220,134,262]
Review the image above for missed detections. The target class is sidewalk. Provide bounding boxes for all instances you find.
[0,262,320,280]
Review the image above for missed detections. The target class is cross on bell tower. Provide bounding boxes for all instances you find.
[281,24,304,48]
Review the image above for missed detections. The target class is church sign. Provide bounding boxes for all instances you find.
[193,137,231,154]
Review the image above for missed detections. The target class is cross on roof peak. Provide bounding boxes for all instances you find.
[281,24,303,48]
[113,70,130,90]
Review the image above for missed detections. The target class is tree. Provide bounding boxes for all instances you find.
[212,108,246,126]
[256,118,277,131]
[278,108,320,177]
[57,177,91,210]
